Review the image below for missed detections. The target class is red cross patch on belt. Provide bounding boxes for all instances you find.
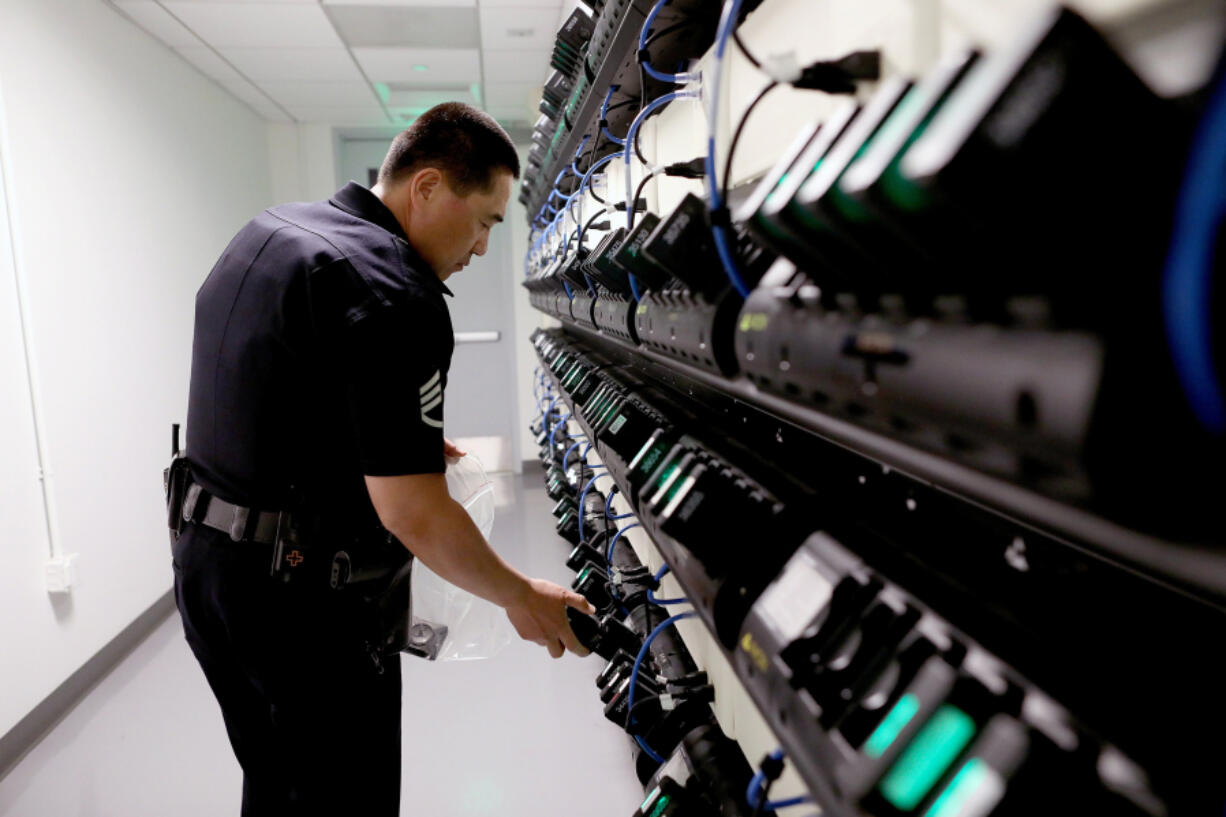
[286,550,304,568]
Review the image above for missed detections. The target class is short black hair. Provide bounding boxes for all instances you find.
[377,102,520,194]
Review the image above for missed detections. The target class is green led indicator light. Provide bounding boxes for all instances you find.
[663,473,688,504]
[787,197,827,233]
[828,141,882,223]
[656,463,681,490]
[829,185,871,223]
[924,758,1002,817]
[634,443,666,477]
[860,87,926,166]
[765,172,792,207]
[647,794,671,817]
[880,163,931,213]
[864,693,920,758]
[577,566,592,583]
[879,108,949,215]
[630,438,657,467]
[878,705,977,812]
[640,787,661,812]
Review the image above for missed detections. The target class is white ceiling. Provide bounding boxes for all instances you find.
[106,0,580,127]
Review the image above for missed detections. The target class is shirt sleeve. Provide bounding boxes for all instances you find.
[344,301,447,476]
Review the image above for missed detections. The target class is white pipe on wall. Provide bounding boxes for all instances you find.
[0,75,60,563]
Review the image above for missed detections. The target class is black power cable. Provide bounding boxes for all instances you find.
[629,158,705,229]
[644,17,699,47]
[584,97,640,205]
[630,19,706,167]
[576,210,611,251]
[635,14,706,166]
[718,49,879,220]
[580,98,637,208]
[733,29,762,70]
[589,170,609,205]
[721,79,779,206]
[631,166,662,230]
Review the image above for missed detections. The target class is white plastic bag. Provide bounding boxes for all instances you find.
[405,453,514,662]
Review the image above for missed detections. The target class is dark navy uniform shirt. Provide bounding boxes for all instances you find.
[186,182,454,535]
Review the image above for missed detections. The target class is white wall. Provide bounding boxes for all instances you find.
[0,0,273,738]
[267,122,340,205]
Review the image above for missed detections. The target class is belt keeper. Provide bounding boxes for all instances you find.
[230,506,250,541]
[182,483,203,523]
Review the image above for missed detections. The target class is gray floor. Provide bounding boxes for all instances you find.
[0,473,645,816]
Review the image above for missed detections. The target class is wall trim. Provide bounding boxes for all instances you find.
[0,589,176,782]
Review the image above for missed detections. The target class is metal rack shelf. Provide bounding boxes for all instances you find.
[551,321,1226,609]
[525,0,652,221]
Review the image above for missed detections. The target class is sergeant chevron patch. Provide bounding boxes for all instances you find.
[419,370,443,428]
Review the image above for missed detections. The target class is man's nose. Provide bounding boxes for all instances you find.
[473,236,488,257]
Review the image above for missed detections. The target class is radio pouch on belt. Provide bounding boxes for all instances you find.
[164,423,191,540]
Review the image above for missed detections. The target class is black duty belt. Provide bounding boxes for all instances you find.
[181,482,283,544]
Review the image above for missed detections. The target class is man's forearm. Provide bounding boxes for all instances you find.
[387,497,529,609]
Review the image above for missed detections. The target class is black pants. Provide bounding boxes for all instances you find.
[171,523,402,816]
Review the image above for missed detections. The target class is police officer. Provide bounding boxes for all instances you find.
[171,102,596,816]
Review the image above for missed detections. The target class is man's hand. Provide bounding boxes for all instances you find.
[444,437,466,464]
[366,472,595,660]
[504,578,597,659]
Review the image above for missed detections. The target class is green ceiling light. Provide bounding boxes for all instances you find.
[413,64,429,72]
[470,82,484,106]
[374,81,390,105]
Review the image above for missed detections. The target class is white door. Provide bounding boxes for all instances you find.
[338,137,521,472]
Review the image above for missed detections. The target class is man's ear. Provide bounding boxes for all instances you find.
[411,168,443,204]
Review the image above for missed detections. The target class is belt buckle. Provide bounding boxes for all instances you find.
[181,483,203,524]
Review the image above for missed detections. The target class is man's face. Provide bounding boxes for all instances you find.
[408,168,513,281]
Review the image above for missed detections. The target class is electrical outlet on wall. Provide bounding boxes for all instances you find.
[46,553,79,594]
